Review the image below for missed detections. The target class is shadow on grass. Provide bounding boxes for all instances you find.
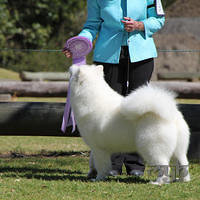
[189,159,200,164]
[0,151,90,158]
[0,166,149,183]
[0,166,82,174]
[109,176,149,184]
[0,166,87,181]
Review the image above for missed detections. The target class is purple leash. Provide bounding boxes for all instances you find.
[61,36,93,133]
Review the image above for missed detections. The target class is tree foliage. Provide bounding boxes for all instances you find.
[0,0,87,71]
[1,0,86,49]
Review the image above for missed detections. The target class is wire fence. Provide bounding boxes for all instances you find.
[0,48,199,76]
[0,48,200,53]
[0,48,62,52]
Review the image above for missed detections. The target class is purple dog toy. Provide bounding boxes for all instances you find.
[63,36,93,65]
[61,36,93,133]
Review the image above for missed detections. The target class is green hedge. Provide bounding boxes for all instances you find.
[0,0,87,72]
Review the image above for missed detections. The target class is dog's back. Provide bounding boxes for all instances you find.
[120,84,178,122]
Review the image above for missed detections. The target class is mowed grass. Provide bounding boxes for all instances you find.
[0,136,199,200]
[0,68,200,199]
[15,97,66,103]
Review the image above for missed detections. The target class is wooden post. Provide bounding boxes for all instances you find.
[157,72,200,82]
[1,81,200,98]
[0,94,12,102]
[20,71,70,81]
[0,102,79,137]
[0,81,68,97]
[153,81,200,99]
[0,102,199,159]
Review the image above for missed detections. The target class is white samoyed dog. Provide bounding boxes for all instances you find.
[69,64,190,184]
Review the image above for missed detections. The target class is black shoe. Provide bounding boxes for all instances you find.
[127,169,144,176]
[87,169,97,179]
[109,170,121,176]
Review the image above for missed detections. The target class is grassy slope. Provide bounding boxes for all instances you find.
[0,67,20,80]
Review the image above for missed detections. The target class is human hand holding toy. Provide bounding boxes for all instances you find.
[62,36,93,65]
[61,36,93,133]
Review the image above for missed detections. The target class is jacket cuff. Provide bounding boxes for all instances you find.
[142,16,165,38]
[78,30,93,42]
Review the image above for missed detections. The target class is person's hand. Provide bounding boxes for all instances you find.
[62,48,72,58]
[121,17,144,32]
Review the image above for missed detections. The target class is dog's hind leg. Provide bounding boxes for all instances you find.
[173,139,190,182]
[87,151,97,179]
[140,149,171,184]
[174,154,190,182]
[150,165,170,185]
[173,112,190,182]
[146,155,171,184]
[92,149,111,181]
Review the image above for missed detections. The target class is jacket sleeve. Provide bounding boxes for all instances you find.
[142,0,165,38]
[78,0,102,42]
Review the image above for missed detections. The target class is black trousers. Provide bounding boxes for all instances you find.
[94,46,154,174]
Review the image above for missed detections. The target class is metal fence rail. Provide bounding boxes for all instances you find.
[0,48,200,53]
[0,102,199,160]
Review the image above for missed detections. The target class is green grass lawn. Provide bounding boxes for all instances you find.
[0,136,199,200]
[0,68,200,199]
[15,97,66,103]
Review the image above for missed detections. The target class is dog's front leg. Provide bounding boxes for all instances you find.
[87,151,97,179]
[92,149,111,181]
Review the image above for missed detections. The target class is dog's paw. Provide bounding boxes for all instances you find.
[150,176,170,185]
[150,181,163,186]
[150,180,170,185]
[179,167,190,182]
[179,174,191,182]
[89,177,107,182]
[95,175,107,181]
[90,178,97,182]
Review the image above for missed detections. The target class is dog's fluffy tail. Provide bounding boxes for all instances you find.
[120,84,178,121]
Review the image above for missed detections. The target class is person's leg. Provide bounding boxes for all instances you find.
[128,58,154,92]
[124,153,145,175]
[124,58,154,175]
[109,153,124,175]
[94,62,125,94]
[94,47,129,96]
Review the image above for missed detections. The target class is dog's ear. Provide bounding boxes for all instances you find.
[96,65,104,76]
[96,65,103,71]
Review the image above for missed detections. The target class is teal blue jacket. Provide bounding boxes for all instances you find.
[79,0,165,63]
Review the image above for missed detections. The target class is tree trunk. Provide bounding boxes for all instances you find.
[0,81,68,97]
[157,72,200,82]
[0,102,199,159]
[20,71,70,81]
[153,81,200,98]
[0,81,200,98]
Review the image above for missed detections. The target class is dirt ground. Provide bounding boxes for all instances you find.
[152,0,200,80]
[166,0,200,18]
